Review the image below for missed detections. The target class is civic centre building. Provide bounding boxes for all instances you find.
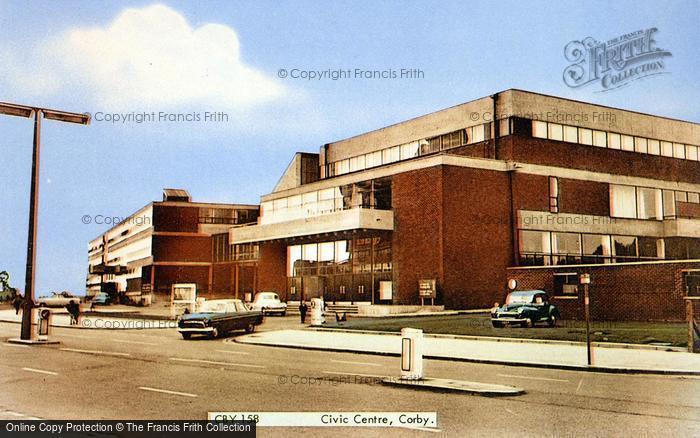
[89,90,700,320]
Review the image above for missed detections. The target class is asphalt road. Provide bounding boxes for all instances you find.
[0,317,699,437]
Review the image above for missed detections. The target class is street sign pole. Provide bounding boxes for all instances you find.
[579,273,592,366]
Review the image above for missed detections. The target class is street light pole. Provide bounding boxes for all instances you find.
[0,102,89,341]
[579,273,592,366]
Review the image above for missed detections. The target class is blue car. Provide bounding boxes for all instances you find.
[491,290,560,328]
[90,292,111,305]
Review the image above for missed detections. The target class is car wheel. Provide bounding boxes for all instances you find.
[210,327,219,339]
[280,310,286,317]
[245,323,256,333]
[181,333,192,340]
[548,314,557,327]
[492,321,503,328]
[521,318,533,328]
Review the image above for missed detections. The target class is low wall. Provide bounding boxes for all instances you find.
[357,304,445,316]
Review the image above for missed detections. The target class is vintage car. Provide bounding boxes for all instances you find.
[249,292,287,316]
[36,291,81,307]
[87,292,111,306]
[491,290,560,328]
[177,299,263,339]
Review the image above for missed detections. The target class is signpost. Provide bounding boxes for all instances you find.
[579,273,592,366]
[418,279,436,306]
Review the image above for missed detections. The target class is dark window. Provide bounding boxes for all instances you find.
[553,273,579,296]
[549,176,560,213]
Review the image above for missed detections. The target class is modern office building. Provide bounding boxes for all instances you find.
[87,189,259,303]
[230,89,700,321]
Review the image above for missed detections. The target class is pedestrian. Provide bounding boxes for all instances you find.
[67,300,80,325]
[12,293,21,315]
[299,301,308,324]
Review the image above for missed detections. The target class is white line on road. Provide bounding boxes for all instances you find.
[60,348,131,357]
[576,378,584,393]
[400,426,442,433]
[138,386,197,398]
[58,333,91,339]
[113,339,158,346]
[322,371,383,379]
[168,358,265,368]
[22,367,58,376]
[215,349,250,355]
[497,373,569,383]
[330,359,382,367]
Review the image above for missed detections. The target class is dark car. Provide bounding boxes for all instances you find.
[491,290,560,328]
[177,299,263,339]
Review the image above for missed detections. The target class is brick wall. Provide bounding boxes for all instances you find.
[152,235,212,263]
[257,241,288,299]
[153,205,199,232]
[559,178,610,216]
[507,261,700,321]
[392,167,444,304]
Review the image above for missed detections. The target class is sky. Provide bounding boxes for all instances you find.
[0,0,698,295]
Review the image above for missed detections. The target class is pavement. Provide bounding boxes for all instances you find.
[1,319,699,436]
[235,328,700,375]
[0,309,177,330]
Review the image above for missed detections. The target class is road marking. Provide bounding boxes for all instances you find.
[58,333,90,339]
[330,359,381,367]
[138,386,197,398]
[168,358,264,368]
[322,371,382,378]
[497,373,569,383]
[401,426,442,433]
[576,378,584,393]
[113,339,157,346]
[60,348,131,357]
[3,343,29,348]
[5,411,26,417]
[22,367,58,376]
[215,349,250,355]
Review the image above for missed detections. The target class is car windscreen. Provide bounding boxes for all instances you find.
[199,302,237,313]
[506,294,533,304]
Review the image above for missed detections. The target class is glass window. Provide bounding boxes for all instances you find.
[648,139,660,155]
[368,150,382,168]
[634,137,648,154]
[579,128,593,145]
[582,234,611,263]
[519,230,551,253]
[621,135,635,151]
[593,130,607,147]
[689,192,700,203]
[338,159,350,175]
[287,245,302,277]
[499,119,511,136]
[549,176,559,213]
[638,237,660,259]
[608,132,621,149]
[674,143,686,159]
[563,125,578,143]
[610,185,637,218]
[661,141,674,157]
[548,123,563,141]
[319,242,334,261]
[471,124,486,143]
[686,145,699,161]
[676,191,688,203]
[400,141,420,160]
[663,190,676,218]
[612,235,637,261]
[552,232,581,261]
[532,121,547,139]
[636,187,662,220]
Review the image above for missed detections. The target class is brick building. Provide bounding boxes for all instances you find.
[87,189,259,303]
[230,89,700,321]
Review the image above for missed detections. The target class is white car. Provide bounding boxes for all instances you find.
[249,292,287,316]
[37,291,81,307]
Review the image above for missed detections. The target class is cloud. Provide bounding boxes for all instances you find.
[2,4,285,109]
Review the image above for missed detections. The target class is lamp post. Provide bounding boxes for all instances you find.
[579,273,592,366]
[0,102,90,341]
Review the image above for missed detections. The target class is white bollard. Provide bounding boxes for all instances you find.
[310,297,325,326]
[400,327,423,380]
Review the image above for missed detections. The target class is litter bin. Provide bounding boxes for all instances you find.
[37,308,51,341]
[401,327,424,380]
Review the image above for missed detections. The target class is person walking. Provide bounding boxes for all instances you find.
[66,300,80,325]
[299,301,308,324]
[11,293,22,315]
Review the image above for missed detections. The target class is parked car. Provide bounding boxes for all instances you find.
[491,290,560,328]
[88,292,111,306]
[37,291,81,307]
[249,292,287,316]
[177,299,263,339]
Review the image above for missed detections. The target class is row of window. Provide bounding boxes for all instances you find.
[322,120,508,178]
[212,233,259,262]
[610,184,700,220]
[287,237,392,277]
[199,208,257,225]
[260,179,391,225]
[532,120,700,161]
[519,230,665,266]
